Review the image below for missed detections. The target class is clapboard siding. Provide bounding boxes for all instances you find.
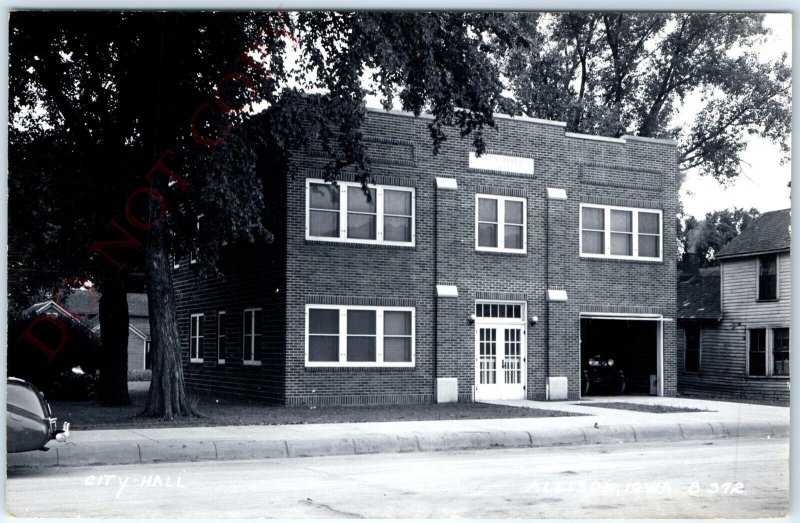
[721,254,791,323]
[678,253,790,404]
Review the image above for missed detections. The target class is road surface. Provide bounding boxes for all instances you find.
[7,437,788,518]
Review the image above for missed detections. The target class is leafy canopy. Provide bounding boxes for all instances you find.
[504,13,791,182]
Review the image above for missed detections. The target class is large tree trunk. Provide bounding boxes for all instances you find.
[96,274,131,405]
[141,220,197,419]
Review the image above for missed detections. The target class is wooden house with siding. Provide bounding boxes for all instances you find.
[677,209,790,404]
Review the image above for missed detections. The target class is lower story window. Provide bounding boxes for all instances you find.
[190,313,203,363]
[749,327,790,377]
[684,324,701,373]
[306,305,415,367]
[243,308,262,365]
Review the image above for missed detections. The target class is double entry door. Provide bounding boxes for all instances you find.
[475,323,526,401]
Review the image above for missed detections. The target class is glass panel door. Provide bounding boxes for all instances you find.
[478,327,497,385]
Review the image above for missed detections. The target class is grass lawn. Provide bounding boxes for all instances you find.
[50,382,582,430]
[574,401,711,414]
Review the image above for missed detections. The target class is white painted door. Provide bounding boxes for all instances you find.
[475,324,526,401]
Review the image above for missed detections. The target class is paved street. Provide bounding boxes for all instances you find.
[7,436,787,519]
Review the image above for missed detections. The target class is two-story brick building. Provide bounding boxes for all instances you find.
[173,107,679,406]
[678,209,791,404]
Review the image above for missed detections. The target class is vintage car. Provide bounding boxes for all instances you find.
[581,353,627,396]
[7,377,70,453]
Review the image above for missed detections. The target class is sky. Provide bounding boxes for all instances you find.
[679,13,792,218]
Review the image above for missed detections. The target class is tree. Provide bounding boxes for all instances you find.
[9,11,531,418]
[505,13,791,182]
[678,207,761,267]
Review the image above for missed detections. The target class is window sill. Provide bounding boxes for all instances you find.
[217,359,226,365]
[305,365,417,371]
[475,249,527,256]
[190,358,204,364]
[756,298,779,303]
[243,360,262,366]
[580,255,663,264]
[305,239,416,250]
[745,375,790,380]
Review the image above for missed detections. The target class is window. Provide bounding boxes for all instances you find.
[217,311,226,364]
[757,255,778,300]
[190,214,204,264]
[475,302,524,320]
[749,327,790,377]
[684,324,700,373]
[475,195,526,252]
[306,179,415,245]
[305,305,415,367]
[144,340,152,370]
[580,204,662,260]
[243,308,262,365]
[773,328,790,376]
[190,313,203,363]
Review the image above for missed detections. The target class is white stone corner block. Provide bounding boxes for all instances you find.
[547,289,568,302]
[546,187,567,200]
[436,378,459,403]
[547,377,569,400]
[435,177,458,190]
[436,285,459,298]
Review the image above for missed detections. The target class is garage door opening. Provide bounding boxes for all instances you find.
[580,317,660,397]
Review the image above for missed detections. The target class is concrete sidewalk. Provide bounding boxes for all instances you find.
[7,396,789,469]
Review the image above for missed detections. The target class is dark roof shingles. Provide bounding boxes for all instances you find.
[678,266,722,320]
[716,209,791,259]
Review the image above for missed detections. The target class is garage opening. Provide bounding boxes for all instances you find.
[580,317,660,396]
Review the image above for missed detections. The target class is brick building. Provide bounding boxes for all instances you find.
[173,108,679,406]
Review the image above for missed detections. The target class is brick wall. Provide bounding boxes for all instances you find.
[173,152,287,403]
[174,108,679,405]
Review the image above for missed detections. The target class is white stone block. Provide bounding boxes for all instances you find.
[435,177,458,190]
[547,377,568,400]
[436,378,459,403]
[436,285,458,298]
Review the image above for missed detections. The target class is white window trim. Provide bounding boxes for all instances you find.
[217,311,226,364]
[579,203,663,261]
[756,255,780,301]
[683,325,702,374]
[305,179,416,246]
[473,300,527,324]
[746,326,790,378]
[474,194,527,253]
[305,304,416,368]
[190,313,204,363]
[243,308,262,366]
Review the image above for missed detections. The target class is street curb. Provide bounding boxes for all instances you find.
[7,420,787,469]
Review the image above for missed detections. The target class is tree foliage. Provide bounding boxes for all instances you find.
[8,11,530,417]
[505,13,791,182]
[678,207,761,266]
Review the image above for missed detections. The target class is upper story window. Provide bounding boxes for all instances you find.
[190,214,204,264]
[305,305,415,367]
[580,204,662,261]
[475,195,526,253]
[757,255,778,300]
[306,179,415,246]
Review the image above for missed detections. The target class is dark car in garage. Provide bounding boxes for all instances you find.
[581,353,627,396]
[7,377,70,453]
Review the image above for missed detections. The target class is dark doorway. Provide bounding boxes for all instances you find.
[580,318,658,396]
